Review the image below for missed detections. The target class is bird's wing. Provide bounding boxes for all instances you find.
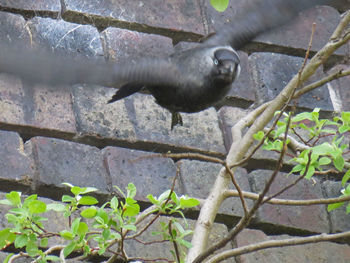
[204,0,330,49]
[0,44,180,88]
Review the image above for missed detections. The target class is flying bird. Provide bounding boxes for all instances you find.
[0,0,328,129]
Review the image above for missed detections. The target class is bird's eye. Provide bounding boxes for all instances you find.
[213,58,219,65]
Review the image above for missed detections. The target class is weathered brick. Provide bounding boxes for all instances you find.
[73,87,226,155]
[235,228,350,263]
[175,160,251,217]
[28,17,104,58]
[25,137,109,196]
[323,180,350,233]
[0,11,31,45]
[102,27,174,62]
[0,0,61,12]
[102,146,177,201]
[249,52,333,110]
[255,6,344,55]
[64,0,205,36]
[0,74,77,137]
[0,130,33,190]
[249,170,329,233]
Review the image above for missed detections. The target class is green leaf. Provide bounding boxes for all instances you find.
[312,143,333,155]
[110,196,119,210]
[71,218,81,234]
[6,191,21,207]
[305,165,315,179]
[80,187,98,195]
[81,207,97,218]
[62,195,75,203]
[78,196,98,205]
[122,224,137,232]
[338,125,350,133]
[124,198,140,217]
[96,209,109,224]
[327,202,344,212]
[60,230,74,240]
[46,255,61,262]
[113,185,126,199]
[47,203,66,212]
[318,157,332,166]
[292,112,314,122]
[40,238,48,247]
[127,183,137,198]
[77,222,89,236]
[28,200,47,214]
[102,228,110,240]
[342,170,350,187]
[14,234,28,248]
[63,241,77,258]
[146,194,159,205]
[25,241,39,257]
[0,228,16,248]
[334,155,345,171]
[180,197,200,208]
[179,238,193,248]
[71,186,83,196]
[210,0,229,12]
[253,131,264,141]
[346,203,350,214]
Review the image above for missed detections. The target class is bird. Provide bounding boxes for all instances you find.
[0,0,329,129]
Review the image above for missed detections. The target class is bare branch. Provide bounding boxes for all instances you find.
[207,231,350,262]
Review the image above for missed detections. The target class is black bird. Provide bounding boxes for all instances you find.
[0,0,328,129]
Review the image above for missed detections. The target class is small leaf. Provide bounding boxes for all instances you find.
[146,194,159,205]
[62,182,74,188]
[71,218,81,234]
[305,165,315,179]
[127,183,137,198]
[63,241,77,258]
[77,222,89,236]
[6,191,21,207]
[180,197,200,208]
[122,224,137,231]
[81,207,97,218]
[14,234,28,248]
[71,186,83,196]
[210,0,229,12]
[342,170,350,187]
[3,253,14,263]
[80,187,98,194]
[124,198,140,217]
[334,155,345,171]
[60,230,74,240]
[46,255,61,262]
[28,200,47,214]
[78,196,98,205]
[327,202,344,212]
[40,238,48,247]
[110,196,119,210]
[0,199,13,205]
[62,195,75,203]
[253,131,264,141]
[318,157,332,166]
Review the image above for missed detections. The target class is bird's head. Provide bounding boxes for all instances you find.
[211,47,240,85]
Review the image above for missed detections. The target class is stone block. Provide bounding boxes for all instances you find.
[235,228,350,263]
[102,27,174,62]
[102,146,177,201]
[248,52,333,110]
[0,0,61,13]
[64,0,205,36]
[0,130,33,190]
[249,170,329,233]
[25,137,109,198]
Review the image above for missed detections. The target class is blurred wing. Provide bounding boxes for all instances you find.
[204,0,330,49]
[0,44,180,88]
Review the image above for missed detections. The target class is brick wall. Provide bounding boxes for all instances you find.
[0,0,349,262]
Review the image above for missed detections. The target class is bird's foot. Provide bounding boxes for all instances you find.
[171,112,183,130]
